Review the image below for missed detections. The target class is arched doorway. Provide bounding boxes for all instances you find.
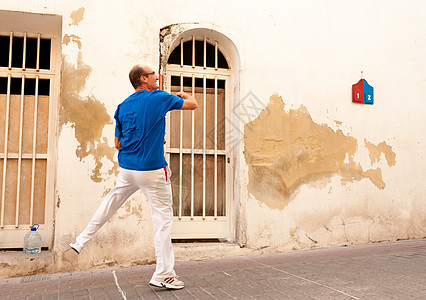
[163,31,238,239]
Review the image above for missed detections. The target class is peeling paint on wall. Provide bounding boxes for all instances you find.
[364,139,396,166]
[159,22,200,72]
[244,94,396,210]
[60,52,118,182]
[69,7,85,26]
[116,200,144,224]
[62,34,82,49]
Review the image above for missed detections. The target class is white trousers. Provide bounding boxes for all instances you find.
[75,167,176,281]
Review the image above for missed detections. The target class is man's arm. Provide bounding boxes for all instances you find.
[115,136,121,150]
[176,92,198,110]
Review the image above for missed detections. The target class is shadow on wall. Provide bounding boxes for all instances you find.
[244,94,396,210]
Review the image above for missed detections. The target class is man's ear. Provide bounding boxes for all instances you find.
[140,75,146,84]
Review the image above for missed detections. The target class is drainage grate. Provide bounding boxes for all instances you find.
[20,274,51,283]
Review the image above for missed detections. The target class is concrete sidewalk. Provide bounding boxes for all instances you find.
[0,239,425,300]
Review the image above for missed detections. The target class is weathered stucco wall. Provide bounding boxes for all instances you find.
[236,0,426,250]
[0,0,425,275]
[243,94,424,251]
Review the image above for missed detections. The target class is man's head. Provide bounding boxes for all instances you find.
[129,64,159,91]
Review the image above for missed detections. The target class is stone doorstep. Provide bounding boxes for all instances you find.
[0,250,54,278]
[173,242,261,261]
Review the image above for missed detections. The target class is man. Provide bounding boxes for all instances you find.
[69,64,198,290]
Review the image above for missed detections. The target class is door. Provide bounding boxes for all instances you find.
[165,36,232,238]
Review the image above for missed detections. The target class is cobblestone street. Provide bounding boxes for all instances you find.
[0,239,425,299]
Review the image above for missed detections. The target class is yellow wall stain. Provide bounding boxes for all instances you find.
[244,94,395,210]
[61,52,118,182]
[364,139,396,166]
[117,200,144,224]
[62,34,82,49]
[70,7,85,26]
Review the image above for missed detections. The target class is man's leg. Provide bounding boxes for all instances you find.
[71,169,138,252]
[134,167,179,286]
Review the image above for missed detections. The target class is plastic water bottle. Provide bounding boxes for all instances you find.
[23,224,42,254]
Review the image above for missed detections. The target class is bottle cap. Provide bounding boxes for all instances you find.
[31,224,39,231]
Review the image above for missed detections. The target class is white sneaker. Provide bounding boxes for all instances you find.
[69,242,82,254]
[149,277,184,289]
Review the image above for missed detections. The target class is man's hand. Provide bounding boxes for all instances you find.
[115,136,122,150]
[176,91,189,99]
[176,92,198,110]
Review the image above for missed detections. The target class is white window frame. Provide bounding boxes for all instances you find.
[0,10,61,248]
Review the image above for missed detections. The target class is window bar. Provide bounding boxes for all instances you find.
[22,32,27,71]
[8,32,13,70]
[179,73,183,220]
[192,36,195,68]
[1,75,12,228]
[180,38,183,67]
[203,37,207,69]
[214,77,218,219]
[15,75,26,228]
[191,74,195,220]
[30,76,39,226]
[215,41,218,70]
[202,75,206,219]
[36,34,41,71]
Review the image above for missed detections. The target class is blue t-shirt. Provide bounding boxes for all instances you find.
[114,90,183,171]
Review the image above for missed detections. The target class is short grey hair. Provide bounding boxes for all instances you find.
[129,65,146,89]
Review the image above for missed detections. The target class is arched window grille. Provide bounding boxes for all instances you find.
[165,35,232,238]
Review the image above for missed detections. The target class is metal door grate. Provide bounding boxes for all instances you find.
[0,31,52,237]
[165,35,231,238]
